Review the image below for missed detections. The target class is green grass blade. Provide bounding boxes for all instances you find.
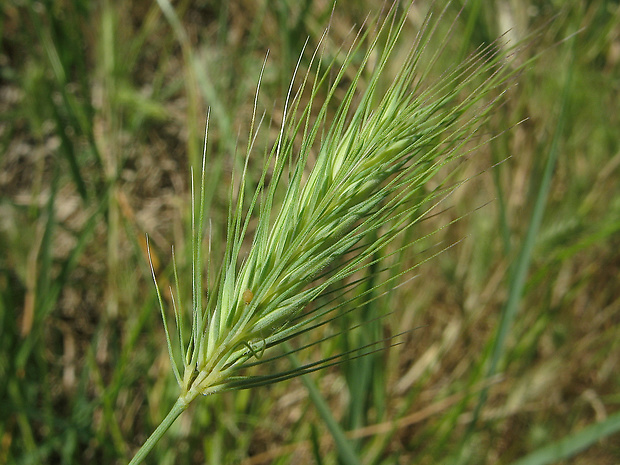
[286,343,363,465]
[510,411,620,465]
[464,29,577,447]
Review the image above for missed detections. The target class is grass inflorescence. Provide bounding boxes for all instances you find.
[135,1,525,462]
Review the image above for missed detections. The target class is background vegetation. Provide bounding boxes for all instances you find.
[1,0,618,464]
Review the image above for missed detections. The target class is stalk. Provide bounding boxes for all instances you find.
[128,396,192,465]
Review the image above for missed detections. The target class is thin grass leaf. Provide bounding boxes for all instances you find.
[287,345,363,465]
[510,411,620,465]
[462,32,576,449]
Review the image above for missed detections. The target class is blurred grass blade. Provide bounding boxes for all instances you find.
[16,184,110,370]
[510,411,620,465]
[286,344,363,465]
[465,28,577,441]
[309,423,324,465]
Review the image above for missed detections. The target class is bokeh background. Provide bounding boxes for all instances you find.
[1,0,619,464]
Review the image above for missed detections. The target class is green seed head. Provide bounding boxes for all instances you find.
[149,1,522,399]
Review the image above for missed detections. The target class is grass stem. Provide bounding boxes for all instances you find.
[127,396,191,465]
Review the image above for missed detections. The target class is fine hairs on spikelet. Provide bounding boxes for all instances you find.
[131,1,525,463]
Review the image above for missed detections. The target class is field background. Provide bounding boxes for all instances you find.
[1,0,619,464]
